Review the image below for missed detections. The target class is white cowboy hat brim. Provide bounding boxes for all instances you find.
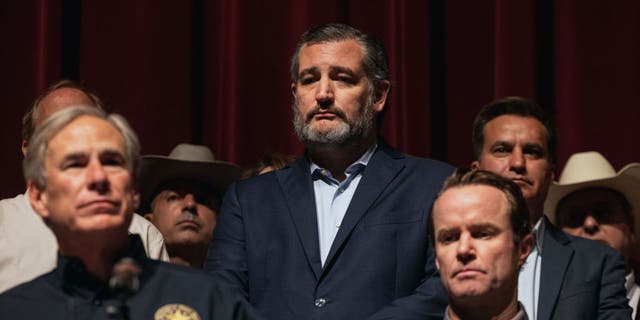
[545,163,640,234]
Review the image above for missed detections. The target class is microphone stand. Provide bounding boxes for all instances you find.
[105,258,141,320]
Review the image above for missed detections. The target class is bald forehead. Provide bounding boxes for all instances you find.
[35,88,94,129]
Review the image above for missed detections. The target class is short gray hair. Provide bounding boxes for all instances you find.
[23,105,141,188]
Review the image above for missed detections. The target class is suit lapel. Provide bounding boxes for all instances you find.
[322,146,405,273]
[277,157,323,279]
[538,219,574,320]
[635,294,640,320]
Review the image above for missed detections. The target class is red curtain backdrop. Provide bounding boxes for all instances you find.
[1,1,640,198]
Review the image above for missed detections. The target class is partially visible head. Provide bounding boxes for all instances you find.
[144,179,221,266]
[22,80,104,156]
[290,23,390,95]
[290,23,391,147]
[546,151,640,269]
[24,106,140,189]
[242,153,295,178]
[472,97,555,164]
[471,97,556,218]
[556,188,634,265]
[139,143,241,267]
[430,168,533,309]
[23,106,140,245]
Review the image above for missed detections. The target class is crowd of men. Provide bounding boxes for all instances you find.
[0,23,637,320]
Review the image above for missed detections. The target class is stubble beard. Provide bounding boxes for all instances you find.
[292,96,375,148]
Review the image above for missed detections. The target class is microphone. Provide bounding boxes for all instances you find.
[106,257,142,319]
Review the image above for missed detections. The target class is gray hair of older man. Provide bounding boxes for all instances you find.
[23,105,141,189]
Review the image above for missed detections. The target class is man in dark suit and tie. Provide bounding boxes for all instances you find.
[204,23,453,319]
[471,97,630,319]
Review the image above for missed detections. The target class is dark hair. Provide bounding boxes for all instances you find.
[290,23,390,92]
[471,97,556,164]
[290,23,391,128]
[428,168,532,248]
[22,80,104,143]
[242,153,295,179]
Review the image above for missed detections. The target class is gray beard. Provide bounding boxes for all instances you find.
[292,98,375,147]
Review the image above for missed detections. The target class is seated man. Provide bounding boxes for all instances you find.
[545,151,640,318]
[431,169,533,320]
[140,143,241,268]
[0,80,167,293]
[0,106,258,319]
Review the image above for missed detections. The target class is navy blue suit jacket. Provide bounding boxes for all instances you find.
[204,144,453,319]
[536,218,630,320]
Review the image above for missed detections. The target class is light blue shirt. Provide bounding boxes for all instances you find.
[519,218,545,320]
[310,144,376,266]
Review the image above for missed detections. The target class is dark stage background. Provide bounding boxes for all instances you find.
[1,0,639,198]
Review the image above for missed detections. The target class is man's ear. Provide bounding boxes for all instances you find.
[470,160,480,170]
[372,80,391,113]
[435,255,441,271]
[27,181,49,219]
[133,191,141,211]
[518,233,534,267]
[291,82,297,98]
[21,140,28,158]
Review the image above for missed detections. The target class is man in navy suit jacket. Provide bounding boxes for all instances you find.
[204,23,453,319]
[471,97,630,319]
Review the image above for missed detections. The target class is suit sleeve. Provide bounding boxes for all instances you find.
[204,182,250,298]
[367,191,448,320]
[598,249,632,319]
[366,238,448,320]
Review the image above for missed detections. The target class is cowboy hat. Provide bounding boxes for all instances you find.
[138,143,241,213]
[544,151,640,234]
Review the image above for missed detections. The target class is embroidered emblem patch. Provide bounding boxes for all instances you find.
[154,303,201,320]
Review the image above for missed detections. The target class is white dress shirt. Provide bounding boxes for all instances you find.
[310,144,376,266]
[519,218,544,320]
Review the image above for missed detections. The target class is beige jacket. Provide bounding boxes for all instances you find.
[0,192,168,293]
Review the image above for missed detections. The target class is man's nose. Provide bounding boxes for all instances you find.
[315,78,334,108]
[87,161,109,193]
[183,193,198,213]
[509,149,526,173]
[456,234,475,264]
[582,214,600,235]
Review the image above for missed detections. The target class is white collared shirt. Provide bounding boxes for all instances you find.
[310,144,376,266]
[626,271,640,319]
[519,218,544,320]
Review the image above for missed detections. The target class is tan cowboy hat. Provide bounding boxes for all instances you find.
[138,143,241,213]
[544,151,640,234]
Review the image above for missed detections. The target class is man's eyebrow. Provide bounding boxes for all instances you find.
[436,227,458,237]
[100,148,126,161]
[298,67,318,78]
[100,148,125,156]
[467,223,500,232]
[330,66,357,76]
[522,143,544,149]
[61,152,87,162]
[490,140,513,147]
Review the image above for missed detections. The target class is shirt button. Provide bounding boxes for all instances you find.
[314,297,327,308]
[338,188,344,193]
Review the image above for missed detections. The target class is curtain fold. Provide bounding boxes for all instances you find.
[1,1,639,197]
